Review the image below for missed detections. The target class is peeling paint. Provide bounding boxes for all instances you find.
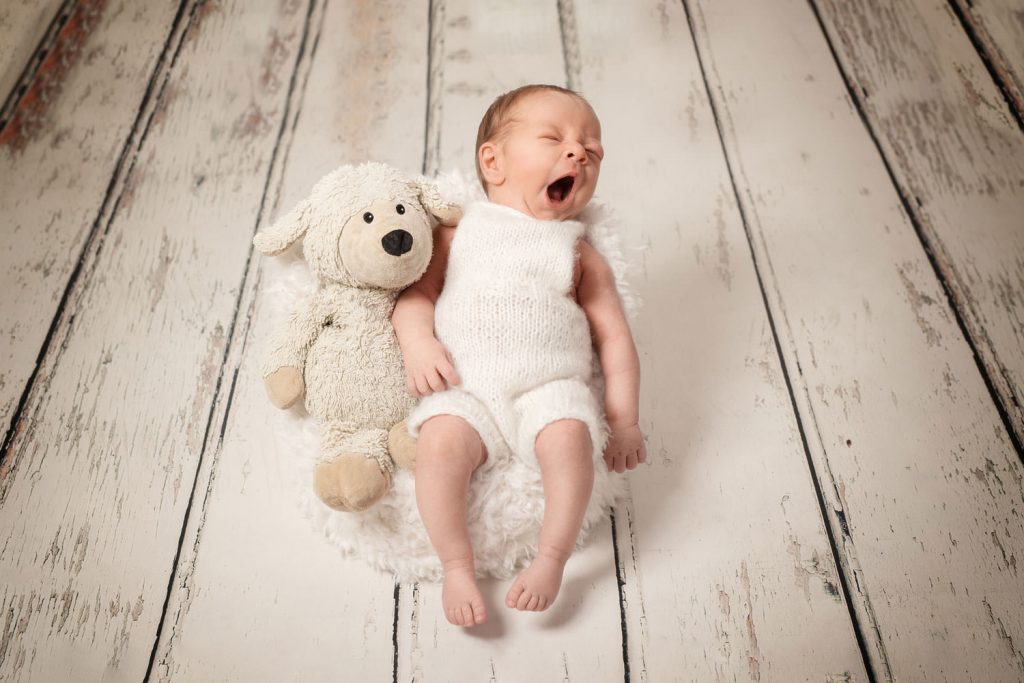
[0,0,108,153]
[896,260,942,347]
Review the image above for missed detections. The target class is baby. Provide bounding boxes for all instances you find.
[391,84,645,627]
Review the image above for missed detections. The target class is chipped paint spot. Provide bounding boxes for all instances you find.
[713,191,733,290]
[260,30,290,93]
[71,523,90,575]
[232,101,272,139]
[148,233,175,312]
[896,261,942,347]
[446,81,487,97]
[739,561,762,681]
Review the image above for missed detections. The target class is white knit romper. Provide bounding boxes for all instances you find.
[406,199,607,471]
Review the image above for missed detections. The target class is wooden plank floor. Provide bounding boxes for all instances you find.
[1,1,1022,681]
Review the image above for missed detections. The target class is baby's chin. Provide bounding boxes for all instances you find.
[530,187,592,221]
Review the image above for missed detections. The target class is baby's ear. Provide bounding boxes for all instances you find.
[415,176,462,226]
[253,198,311,255]
[478,141,504,187]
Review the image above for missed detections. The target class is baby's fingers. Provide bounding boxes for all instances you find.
[624,450,638,470]
[637,440,648,464]
[404,368,423,397]
[425,368,446,393]
[438,359,461,387]
[414,374,433,397]
[606,451,626,473]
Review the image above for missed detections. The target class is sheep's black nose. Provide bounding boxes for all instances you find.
[381,229,413,256]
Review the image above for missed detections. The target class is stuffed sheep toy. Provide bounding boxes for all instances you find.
[253,162,461,512]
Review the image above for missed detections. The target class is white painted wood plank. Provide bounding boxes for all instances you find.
[815,0,1024,447]
[396,1,630,679]
[150,0,431,679]
[951,0,1024,118]
[0,1,312,679]
[0,0,64,103]
[574,1,869,680]
[0,0,181,447]
[689,0,1024,679]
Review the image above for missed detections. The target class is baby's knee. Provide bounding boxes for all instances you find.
[417,414,488,470]
[535,418,592,453]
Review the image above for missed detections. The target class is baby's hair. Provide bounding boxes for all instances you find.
[474,84,594,191]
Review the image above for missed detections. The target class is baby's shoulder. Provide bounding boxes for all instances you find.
[575,237,609,270]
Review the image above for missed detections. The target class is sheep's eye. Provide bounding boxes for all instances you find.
[396,204,405,215]
[363,212,374,223]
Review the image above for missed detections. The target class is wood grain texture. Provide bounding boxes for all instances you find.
[0,0,312,679]
[0,0,182,455]
[574,1,869,680]
[149,0,431,679]
[689,0,1024,679]
[0,0,65,105]
[394,0,630,679]
[950,0,1024,121]
[813,0,1024,449]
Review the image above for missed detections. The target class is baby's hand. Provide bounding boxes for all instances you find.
[402,336,461,398]
[603,423,647,473]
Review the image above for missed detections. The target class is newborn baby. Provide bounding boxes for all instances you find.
[391,84,646,627]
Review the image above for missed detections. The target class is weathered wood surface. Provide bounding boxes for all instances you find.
[575,0,869,679]
[395,1,630,679]
[3,0,1023,679]
[0,0,64,105]
[0,0,313,679]
[813,0,1024,449]
[690,0,1024,679]
[150,0,431,679]
[950,0,1024,121]
[0,0,182,453]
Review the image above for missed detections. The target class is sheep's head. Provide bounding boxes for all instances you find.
[253,162,462,289]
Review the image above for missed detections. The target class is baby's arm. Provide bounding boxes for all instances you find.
[576,240,647,473]
[391,225,461,397]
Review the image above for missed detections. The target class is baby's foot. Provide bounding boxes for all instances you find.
[441,558,487,627]
[504,550,567,611]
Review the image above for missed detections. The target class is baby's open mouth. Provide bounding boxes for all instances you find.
[546,175,575,203]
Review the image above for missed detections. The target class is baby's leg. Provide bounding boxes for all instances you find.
[505,418,594,611]
[415,414,489,627]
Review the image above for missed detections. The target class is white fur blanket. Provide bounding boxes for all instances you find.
[259,169,641,583]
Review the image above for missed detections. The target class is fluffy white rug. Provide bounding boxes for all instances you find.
[258,169,641,583]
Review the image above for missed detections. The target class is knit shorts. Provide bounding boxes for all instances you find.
[406,377,607,473]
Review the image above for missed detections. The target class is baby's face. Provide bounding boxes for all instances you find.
[479,91,604,221]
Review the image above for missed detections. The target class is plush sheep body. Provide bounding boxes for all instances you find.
[255,163,460,511]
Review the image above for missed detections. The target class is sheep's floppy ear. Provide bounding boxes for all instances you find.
[415,176,463,226]
[253,198,312,255]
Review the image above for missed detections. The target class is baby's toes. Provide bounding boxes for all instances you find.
[446,607,459,626]
[505,582,526,609]
[516,589,534,610]
[536,596,549,611]
[470,598,487,624]
[526,594,541,611]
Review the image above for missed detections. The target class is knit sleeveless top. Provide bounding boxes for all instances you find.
[434,200,594,401]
